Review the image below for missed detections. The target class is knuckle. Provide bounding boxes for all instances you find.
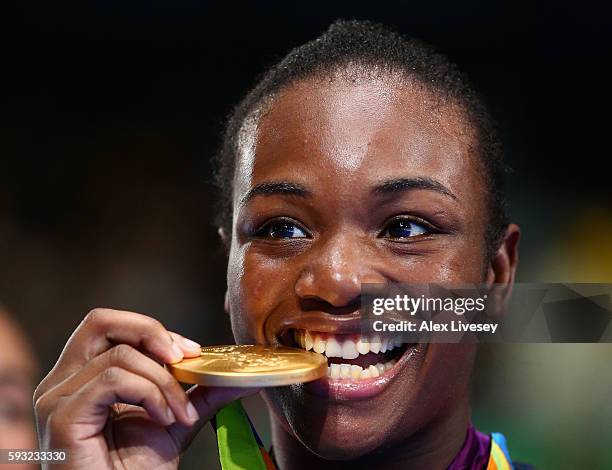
[152,388,167,408]
[108,344,134,365]
[84,307,108,325]
[101,366,123,385]
[161,370,180,391]
[33,391,51,418]
[141,318,169,345]
[33,380,47,404]
[145,316,165,334]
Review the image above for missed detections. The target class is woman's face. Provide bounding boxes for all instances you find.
[226,75,492,459]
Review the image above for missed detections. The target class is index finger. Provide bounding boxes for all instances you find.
[37,308,200,398]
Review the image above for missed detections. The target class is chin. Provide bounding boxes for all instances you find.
[261,343,428,460]
[264,388,394,460]
[262,342,477,462]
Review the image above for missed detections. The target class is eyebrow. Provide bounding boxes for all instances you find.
[239,176,456,207]
[240,181,312,206]
[372,177,457,200]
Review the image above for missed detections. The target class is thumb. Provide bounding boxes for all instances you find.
[168,385,261,453]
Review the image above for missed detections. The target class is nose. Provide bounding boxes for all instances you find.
[294,232,385,309]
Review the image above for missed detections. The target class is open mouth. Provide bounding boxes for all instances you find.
[285,329,409,381]
[266,310,424,400]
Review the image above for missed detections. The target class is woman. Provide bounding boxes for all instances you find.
[34,21,522,469]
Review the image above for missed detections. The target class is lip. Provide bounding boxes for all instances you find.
[301,343,423,400]
[264,310,426,401]
[264,310,363,345]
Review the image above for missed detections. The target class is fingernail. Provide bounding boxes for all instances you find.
[170,342,184,362]
[185,400,199,423]
[181,337,201,350]
[166,407,176,424]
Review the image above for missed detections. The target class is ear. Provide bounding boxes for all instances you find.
[485,224,520,316]
[218,226,231,316]
[217,226,230,254]
[224,289,230,317]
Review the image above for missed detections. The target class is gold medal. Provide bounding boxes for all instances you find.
[167,345,327,387]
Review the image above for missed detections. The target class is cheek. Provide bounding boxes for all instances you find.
[389,242,486,284]
[437,244,487,282]
[227,246,296,344]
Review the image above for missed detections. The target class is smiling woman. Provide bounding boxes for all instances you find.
[33,19,523,470]
[217,20,522,469]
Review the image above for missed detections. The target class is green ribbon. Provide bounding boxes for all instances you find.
[213,400,267,470]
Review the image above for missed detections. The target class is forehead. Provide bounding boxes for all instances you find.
[234,75,485,206]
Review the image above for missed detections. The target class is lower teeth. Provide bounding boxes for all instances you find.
[326,360,396,380]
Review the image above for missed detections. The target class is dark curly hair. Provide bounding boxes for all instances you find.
[213,19,508,259]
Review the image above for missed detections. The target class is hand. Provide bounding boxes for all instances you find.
[34,308,258,469]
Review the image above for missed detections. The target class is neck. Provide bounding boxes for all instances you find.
[270,394,471,470]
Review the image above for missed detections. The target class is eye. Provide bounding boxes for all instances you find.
[380,217,430,239]
[255,219,308,239]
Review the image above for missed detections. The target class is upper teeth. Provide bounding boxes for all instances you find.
[294,330,403,359]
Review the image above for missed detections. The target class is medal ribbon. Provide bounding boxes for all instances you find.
[487,433,514,470]
[212,400,277,470]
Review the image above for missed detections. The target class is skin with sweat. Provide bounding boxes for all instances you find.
[225,74,519,469]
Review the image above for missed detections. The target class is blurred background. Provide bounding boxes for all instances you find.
[1,1,611,468]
